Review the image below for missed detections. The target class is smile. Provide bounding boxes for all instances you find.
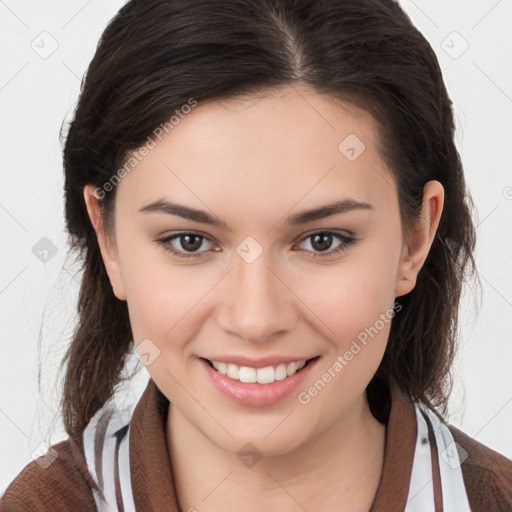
[200,356,320,406]
[205,358,311,384]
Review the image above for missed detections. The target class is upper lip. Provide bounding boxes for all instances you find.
[201,355,319,369]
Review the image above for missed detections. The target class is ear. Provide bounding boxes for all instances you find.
[83,186,127,301]
[394,180,444,297]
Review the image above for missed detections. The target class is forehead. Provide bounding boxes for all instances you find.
[166,85,380,166]
[116,84,397,220]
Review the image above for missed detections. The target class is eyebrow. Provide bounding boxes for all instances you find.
[138,198,373,229]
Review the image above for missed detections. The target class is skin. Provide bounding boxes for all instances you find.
[84,83,444,511]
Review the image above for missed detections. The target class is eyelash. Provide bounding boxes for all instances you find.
[155,230,356,260]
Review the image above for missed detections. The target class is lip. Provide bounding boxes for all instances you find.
[200,356,320,406]
[200,355,318,369]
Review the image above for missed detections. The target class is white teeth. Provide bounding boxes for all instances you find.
[209,359,307,384]
[286,362,297,376]
[256,366,275,384]
[239,366,257,383]
[274,364,288,381]
[226,363,239,380]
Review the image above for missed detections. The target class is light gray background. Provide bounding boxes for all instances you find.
[1,0,511,493]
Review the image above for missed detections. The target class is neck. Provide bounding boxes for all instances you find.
[166,392,386,512]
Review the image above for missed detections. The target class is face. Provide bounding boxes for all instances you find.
[85,83,443,457]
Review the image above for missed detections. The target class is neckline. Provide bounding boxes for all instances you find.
[129,376,418,511]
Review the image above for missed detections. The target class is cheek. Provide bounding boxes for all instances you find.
[294,248,399,344]
[125,275,199,353]
[292,255,399,418]
[122,261,206,393]
[119,221,400,357]
[117,238,195,347]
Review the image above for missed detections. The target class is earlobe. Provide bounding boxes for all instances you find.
[394,180,444,297]
[83,186,127,301]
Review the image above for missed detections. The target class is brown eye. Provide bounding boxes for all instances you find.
[310,233,334,252]
[296,230,356,259]
[177,234,203,252]
[156,232,214,259]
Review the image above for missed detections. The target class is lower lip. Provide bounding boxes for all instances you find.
[200,357,319,406]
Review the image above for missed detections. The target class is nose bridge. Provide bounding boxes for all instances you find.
[219,245,295,342]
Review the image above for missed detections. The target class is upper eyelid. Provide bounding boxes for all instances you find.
[157,228,354,241]
[157,229,355,249]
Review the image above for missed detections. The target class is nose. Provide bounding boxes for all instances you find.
[216,249,297,344]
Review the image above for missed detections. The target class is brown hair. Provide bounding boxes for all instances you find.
[60,0,478,441]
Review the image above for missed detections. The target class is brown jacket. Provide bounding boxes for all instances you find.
[1,378,512,511]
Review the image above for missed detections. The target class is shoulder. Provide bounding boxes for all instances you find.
[0,437,97,512]
[448,424,512,512]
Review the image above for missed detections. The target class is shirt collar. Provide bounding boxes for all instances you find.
[128,376,419,511]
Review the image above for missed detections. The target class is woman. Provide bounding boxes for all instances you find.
[1,0,511,510]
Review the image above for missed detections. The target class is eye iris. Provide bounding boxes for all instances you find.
[181,234,202,252]
[311,233,332,252]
